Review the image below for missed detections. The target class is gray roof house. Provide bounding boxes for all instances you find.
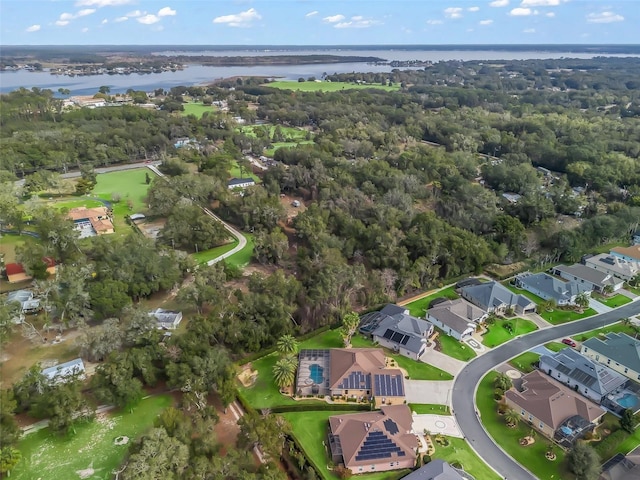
[7,289,41,314]
[369,305,433,360]
[42,358,86,383]
[600,445,640,480]
[402,459,473,480]
[633,231,640,246]
[552,264,624,293]
[149,308,183,330]
[539,348,627,404]
[426,299,485,341]
[514,272,590,306]
[460,281,536,315]
[584,254,640,282]
[227,177,256,189]
[582,333,640,383]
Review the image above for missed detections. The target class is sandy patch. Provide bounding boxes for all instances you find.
[238,365,258,387]
[114,435,129,446]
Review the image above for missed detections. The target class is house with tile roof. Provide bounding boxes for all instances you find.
[585,254,640,283]
[328,405,417,473]
[581,333,640,383]
[5,263,31,283]
[514,271,590,306]
[505,370,605,447]
[68,206,114,237]
[460,281,536,315]
[552,264,623,293]
[426,299,485,341]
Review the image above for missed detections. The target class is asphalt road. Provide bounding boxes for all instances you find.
[452,300,640,480]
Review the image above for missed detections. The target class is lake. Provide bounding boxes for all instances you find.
[2,49,638,95]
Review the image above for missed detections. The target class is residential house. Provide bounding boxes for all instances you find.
[552,264,623,293]
[227,177,256,190]
[366,304,433,359]
[585,254,640,283]
[611,246,640,264]
[42,358,86,383]
[600,445,640,480]
[328,405,417,474]
[539,348,627,405]
[633,231,640,246]
[173,137,192,148]
[426,299,485,341]
[505,370,605,447]
[502,192,522,204]
[514,272,590,306]
[68,206,114,237]
[149,308,183,330]
[401,459,473,480]
[7,290,41,315]
[460,281,536,315]
[4,263,31,283]
[582,333,640,382]
[296,348,406,407]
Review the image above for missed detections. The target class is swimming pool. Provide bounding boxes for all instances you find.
[617,393,639,409]
[309,364,324,384]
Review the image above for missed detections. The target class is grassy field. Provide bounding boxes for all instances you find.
[573,321,638,343]
[52,198,106,211]
[477,372,572,479]
[408,403,451,415]
[264,141,315,158]
[13,395,172,480]
[0,233,34,264]
[432,437,501,480]
[508,352,541,373]
[191,240,238,265]
[403,286,459,318]
[481,318,538,348]
[181,102,215,118]
[267,81,401,92]
[229,160,261,183]
[592,293,633,308]
[436,331,476,361]
[282,411,408,480]
[545,341,567,352]
[224,233,254,268]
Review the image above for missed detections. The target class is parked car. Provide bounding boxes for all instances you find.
[562,338,577,347]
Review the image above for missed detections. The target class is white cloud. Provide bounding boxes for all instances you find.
[126,9,143,17]
[546,12,555,17]
[586,11,624,23]
[479,19,494,24]
[75,0,132,6]
[60,12,74,21]
[334,16,381,28]
[305,10,318,17]
[444,7,464,18]
[101,18,108,24]
[521,0,559,6]
[158,7,176,17]
[137,14,160,24]
[55,20,70,26]
[114,16,128,22]
[25,24,41,32]
[323,14,345,23]
[510,7,532,15]
[468,6,480,11]
[213,8,261,27]
[489,0,509,6]
[426,19,444,25]
[77,8,96,16]
[82,27,89,32]
[523,27,536,32]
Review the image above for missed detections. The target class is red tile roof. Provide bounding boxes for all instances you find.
[5,263,25,275]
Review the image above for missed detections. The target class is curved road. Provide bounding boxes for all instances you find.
[146,165,247,266]
[452,300,640,480]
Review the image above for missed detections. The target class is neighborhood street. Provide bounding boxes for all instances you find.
[452,300,640,480]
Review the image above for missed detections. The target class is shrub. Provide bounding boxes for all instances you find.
[422,455,431,464]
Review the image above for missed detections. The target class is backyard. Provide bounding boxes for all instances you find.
[237,123,314,158]
[13,395,172,480]
[477,371,573,479]
[267,81,401,92]
[181,102,215,118]
[481,318,538,348]
[408,403,451,415]
[402,286,459,318]
[0,233,34,264]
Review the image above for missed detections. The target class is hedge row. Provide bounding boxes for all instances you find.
[270,403,372,414]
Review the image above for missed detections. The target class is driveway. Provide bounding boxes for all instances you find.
[421,350,466,376]
[452,301,640,480]
[412,414,463,438]
[404,380,453,405]
[589,297,612,314]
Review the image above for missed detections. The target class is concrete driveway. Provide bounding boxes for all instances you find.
[412,414,463,438]
[404,380,453,405]
[589,297,613,314]
[421,350,465,376]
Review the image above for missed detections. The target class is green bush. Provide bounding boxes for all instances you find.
[593,429,629,460]
[270,403,370,413]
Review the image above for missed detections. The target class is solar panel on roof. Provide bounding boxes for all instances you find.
[391,331,404,343]
[355,431,403,462]
[383,329,394,340]
[384,419,399,435]
[400,335,410,345]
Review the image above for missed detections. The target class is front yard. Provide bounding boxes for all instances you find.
[592,292,632,308]
[408,403,451,415]
[573,321,639,343]
[508,352,541,373]
[433,437,502,480]
[435,331,476,361]
[481,319,538,348]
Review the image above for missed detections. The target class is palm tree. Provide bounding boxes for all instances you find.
[276,334,299,357]
[494,372,513,391]
[504,409,520,427]
[542,299,557,312]
[575,293,590,311]
[272,356,297,389]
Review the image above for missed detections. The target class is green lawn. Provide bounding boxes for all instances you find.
[264,140,315,158]
[403,286,460,318]
[13,395,172,480]
[477,372,573,479]
[191,240,238,264]
[573,321,638,343]
[229,160,261,183]
[545,342,567,352]
[52,198,106,211]
[508,352,541,373]
[436,331,476,361]
[224,233,254,268]
[267,81,401,92]
[626,284,640,295]
[592,293,632,308]
[92,169,153,212]
[181,102,215,118]
[481,319,538,348]
[432,437,502,480]
[408,403,451,415]
[0,233,35,264]
[238,124,309,141]
[282,410,409,480]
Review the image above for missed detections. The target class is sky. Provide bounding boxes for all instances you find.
[2,0,638,46]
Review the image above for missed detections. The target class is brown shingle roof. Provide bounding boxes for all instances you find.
[329,348,386,390]
[506,370,605,430]
[67,206,109,221]
[612,246,640,262]
[328,405,417,469]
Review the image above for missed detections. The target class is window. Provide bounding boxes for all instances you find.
[625,368,629,373]
[528,415,533,421]
[359,468,363,472]
[584,389,588,394]
[596,355,599,361]
[539,422,544,428]
[608,359,611,365]
[521,410,525,416]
